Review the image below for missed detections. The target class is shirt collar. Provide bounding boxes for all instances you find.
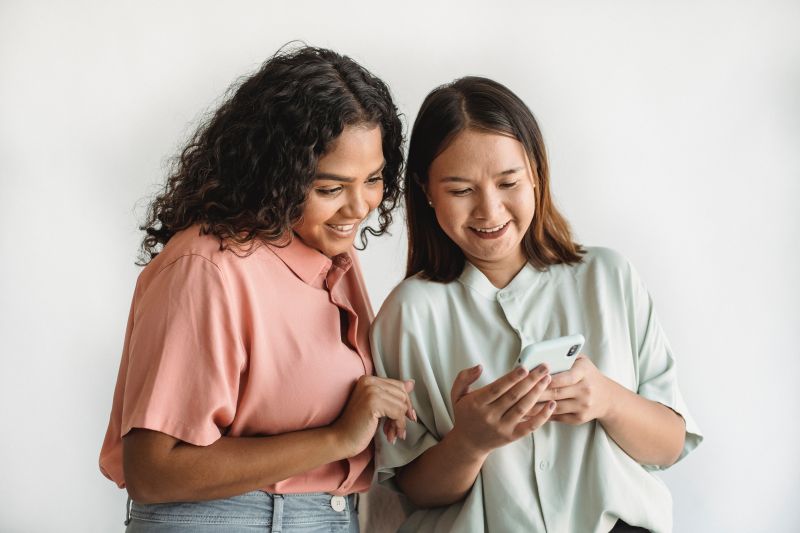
[458,261,546,300]
[267,235,353,289]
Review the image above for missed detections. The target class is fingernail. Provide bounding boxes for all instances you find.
[539,365,549,374]
[474,364,482,372]
[411,409,418,422]
[391,436,397,445]
[401,429,407,440]
[544,375,552,384]
[516,366,528,377]
[549,401,556,410]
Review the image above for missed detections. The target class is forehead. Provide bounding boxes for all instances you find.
[317,125,384,174]
[428,128,529,180]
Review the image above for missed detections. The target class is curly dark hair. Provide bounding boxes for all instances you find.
[138,45,404,264]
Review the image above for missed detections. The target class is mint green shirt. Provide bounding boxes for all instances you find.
[371,247,702,533]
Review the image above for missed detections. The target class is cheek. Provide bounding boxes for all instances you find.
[367,187,384,210]
[298,197,332,228]
[433,203,467,238]
[435,199,468,227]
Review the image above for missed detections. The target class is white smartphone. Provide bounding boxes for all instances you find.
[516,334,585,375]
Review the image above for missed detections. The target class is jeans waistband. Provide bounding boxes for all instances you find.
[125,491,358,530]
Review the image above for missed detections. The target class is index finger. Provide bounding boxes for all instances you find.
[547,366,583,389]
[473,366,534,404]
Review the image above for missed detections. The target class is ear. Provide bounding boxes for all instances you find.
[421,183,434,207]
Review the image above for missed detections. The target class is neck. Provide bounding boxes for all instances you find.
[468,253,528,289]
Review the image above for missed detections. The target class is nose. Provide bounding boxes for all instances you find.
[472,188,503,220]
[341,187,371,220]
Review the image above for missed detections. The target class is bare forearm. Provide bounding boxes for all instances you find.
[395,428,487,508]
[124,427,345,504]
[599,380,686,466]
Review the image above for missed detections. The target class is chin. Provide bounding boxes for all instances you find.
[322,242,352,257]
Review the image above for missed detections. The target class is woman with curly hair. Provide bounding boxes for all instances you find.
[99,46,413,532]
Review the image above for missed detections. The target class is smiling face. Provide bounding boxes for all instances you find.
[293,124,385,257]
[426,128,536,284]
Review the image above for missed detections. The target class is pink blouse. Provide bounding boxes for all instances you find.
[99,225,375,495]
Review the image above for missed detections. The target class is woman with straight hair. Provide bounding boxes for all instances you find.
[370,76,702,532]
[99,45,414,532]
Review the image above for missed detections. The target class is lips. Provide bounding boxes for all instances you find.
[325,222,358,237]
[469,221,510,240]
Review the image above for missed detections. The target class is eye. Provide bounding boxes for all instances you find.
[499,180,519,189]
[449,188,472,197]
[316,186,343,197]
[366,175,383,185]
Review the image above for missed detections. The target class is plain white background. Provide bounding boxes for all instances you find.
[1,1,798,531]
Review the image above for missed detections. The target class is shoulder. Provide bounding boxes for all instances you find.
[570,246,636,282]
[139,226,277,293]
[374,274,454,327]
[146,226,226,273]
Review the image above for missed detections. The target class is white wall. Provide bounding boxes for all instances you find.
[1,1,798,531]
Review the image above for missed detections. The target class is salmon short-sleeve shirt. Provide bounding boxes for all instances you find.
[99,226,375,495]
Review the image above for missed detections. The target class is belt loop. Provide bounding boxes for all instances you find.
[123,496,132,526]
[353,492,360,512]
[271,493,285,533]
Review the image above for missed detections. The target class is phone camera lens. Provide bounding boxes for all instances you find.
[567,345,579,357]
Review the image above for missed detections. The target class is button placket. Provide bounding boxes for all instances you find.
[532,428,556,530]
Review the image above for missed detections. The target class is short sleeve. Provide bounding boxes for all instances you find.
[628,261,703,469]
[370,293,441,492]
[121,255,246,446]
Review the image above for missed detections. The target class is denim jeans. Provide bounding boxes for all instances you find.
[125,491,359,532]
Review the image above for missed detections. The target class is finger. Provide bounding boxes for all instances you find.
[550,399,580,415]
[385,418,407,442]
[383,420,396,443]
[500,372,552,422]
[523,401,550,420]
[370,380,416,421]
[373,377,415,397]
[547,366,583,389]
[371,379,411,402]
[450,365,483,405]
[381,397,413,438]
[474,365,535,404]
[491,365,547,411]
[539,383,582,402]
[513,401,556,438]
[380,394,411,422]
[403,380,416,421]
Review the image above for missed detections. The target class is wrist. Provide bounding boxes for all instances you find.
[598,376,625,425]
[444,426,490,465]
[321,425,352,461]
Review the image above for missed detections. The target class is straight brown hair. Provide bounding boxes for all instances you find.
[405,76,584,281]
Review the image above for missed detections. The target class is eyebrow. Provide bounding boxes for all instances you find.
[438,166,524,183]
[315,161,386,182]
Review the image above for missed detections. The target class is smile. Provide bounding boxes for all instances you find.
[469,221,510,240]
[325,223,357,236]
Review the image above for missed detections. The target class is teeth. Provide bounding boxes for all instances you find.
[328,224,355,232]
[472,222,507,233]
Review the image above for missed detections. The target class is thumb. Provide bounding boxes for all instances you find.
[451,364,482,405]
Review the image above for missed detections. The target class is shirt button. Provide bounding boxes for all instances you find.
[330,495,346,512]
[539,460,550,471]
